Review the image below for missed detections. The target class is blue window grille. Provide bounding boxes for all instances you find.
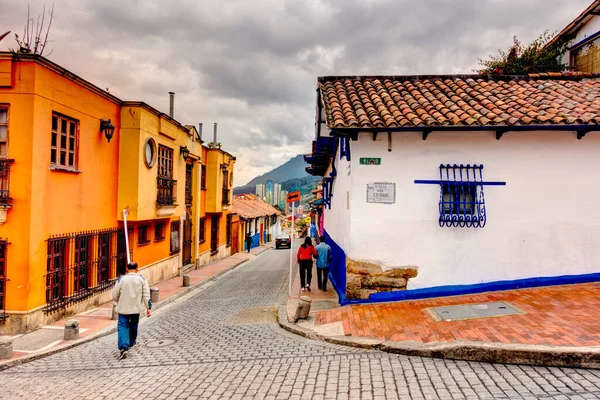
[438,164,486,228]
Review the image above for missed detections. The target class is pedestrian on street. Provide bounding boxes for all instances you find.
[112,262,151,360]
[245,232,253,253]
[297,236,318,292]
[315,235,332,291]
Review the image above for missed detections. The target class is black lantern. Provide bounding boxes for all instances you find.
[100,119,116,143]
[180,145,190,161]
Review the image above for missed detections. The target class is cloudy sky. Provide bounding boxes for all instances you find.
[0,0,590,185]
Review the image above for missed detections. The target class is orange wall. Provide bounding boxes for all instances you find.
[0,58,121,310]
[129,219,172,268]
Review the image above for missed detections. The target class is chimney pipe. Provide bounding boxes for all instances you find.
[213,123,218,145]
[169,92,175,118]
[198,123,203,141]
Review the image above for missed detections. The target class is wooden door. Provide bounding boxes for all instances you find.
[231,221,239,254]
[182,210,193,265]
[210,215,219,254]
[260,222,264,245]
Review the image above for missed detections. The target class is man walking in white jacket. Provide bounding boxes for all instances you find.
[112,262,151,359]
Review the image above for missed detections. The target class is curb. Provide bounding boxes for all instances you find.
[276,305,600,369]
[0,248,271,371]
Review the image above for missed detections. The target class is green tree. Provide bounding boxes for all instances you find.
[477,30,570,75]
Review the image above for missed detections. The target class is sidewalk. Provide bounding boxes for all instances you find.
[1,243,273,368]
[279,279,600,369]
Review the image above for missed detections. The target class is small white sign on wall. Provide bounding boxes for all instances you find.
[366,182,396,204]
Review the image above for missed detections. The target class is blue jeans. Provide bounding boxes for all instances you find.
[117,313,140,350]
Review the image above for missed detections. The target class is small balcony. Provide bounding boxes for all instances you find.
[157,177,177,206]
[222,188,230,205]
[0,159,13,207]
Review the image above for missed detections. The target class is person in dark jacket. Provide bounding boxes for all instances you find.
[297,236,318,292]
[245,232,253,253]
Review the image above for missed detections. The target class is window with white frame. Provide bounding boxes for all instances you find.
[51,113,79,169]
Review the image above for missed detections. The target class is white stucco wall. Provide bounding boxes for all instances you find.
[571,15,600,45]
[564,14,600,66]
[337,130,600,290]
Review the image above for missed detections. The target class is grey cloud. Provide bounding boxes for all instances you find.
[0,0,591,185]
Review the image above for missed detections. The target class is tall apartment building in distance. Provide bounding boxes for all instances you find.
[273,183,281,208]
[255,184,265,199]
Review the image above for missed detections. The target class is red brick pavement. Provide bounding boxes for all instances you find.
[315,283,600,347]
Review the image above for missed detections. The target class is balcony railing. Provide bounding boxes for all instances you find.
[222,188,230,205]
[0,159,14,206]
[157,177,177,206]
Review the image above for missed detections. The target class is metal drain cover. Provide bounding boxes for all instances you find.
[145,338,177,348]
[427,301,523,322]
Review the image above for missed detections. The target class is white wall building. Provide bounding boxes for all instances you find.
[550,0,600,73]
[306,74,600,304]
[273,183,281,207]
[255,184,265,199]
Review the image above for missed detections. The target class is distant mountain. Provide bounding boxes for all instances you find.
[234,154,315,195]
[280,175,321,202]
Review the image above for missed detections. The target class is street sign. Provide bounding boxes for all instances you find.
[286,191,301,203]
[366,182,396,204]
[360,157,381,165]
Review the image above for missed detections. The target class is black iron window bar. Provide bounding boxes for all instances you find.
[157,177,177,206]
[414,164,506,229]
[44,228,129,313]
[0,159,14,206]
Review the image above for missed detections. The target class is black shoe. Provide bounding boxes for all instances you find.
[119,349,128,360]
[306,285,311,292]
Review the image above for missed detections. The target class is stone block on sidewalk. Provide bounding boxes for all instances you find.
[294,296,312,323]
[182,274,190,287]
[0,336,13,359]
[150,287,159,303]
[111,304,118,320]
[64,319,79,340]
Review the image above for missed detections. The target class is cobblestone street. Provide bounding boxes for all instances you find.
[3,249,600,399]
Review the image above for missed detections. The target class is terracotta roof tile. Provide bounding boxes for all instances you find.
[319,74,600,129]
[233,194,281,219]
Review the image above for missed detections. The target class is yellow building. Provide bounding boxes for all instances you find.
[0,53,236,334]
[199,134,236,264]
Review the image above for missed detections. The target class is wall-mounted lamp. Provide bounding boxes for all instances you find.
[100,119,115,143]
[180,145,190,161]
[220,164,227,171]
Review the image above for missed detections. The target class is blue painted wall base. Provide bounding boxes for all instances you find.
[324,230,347,304]
[322,230,600,305]
[346,272,600,305]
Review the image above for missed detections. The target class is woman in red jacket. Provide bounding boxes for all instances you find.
[297,236,318,292]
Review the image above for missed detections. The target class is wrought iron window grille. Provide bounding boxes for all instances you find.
[414,164,506,229]
[0,239,7,321]
[44,228,131,313]
[438,164,486,228]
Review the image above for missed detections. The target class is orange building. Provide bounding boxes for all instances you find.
[0,53,236,334]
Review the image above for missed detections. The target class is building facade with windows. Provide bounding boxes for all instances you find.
[0,53,237,334]
[0,53,122,332]
[232,194,281,250]
[198,145,236,265]
[306,74,600,304]
[118,102,205,286]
